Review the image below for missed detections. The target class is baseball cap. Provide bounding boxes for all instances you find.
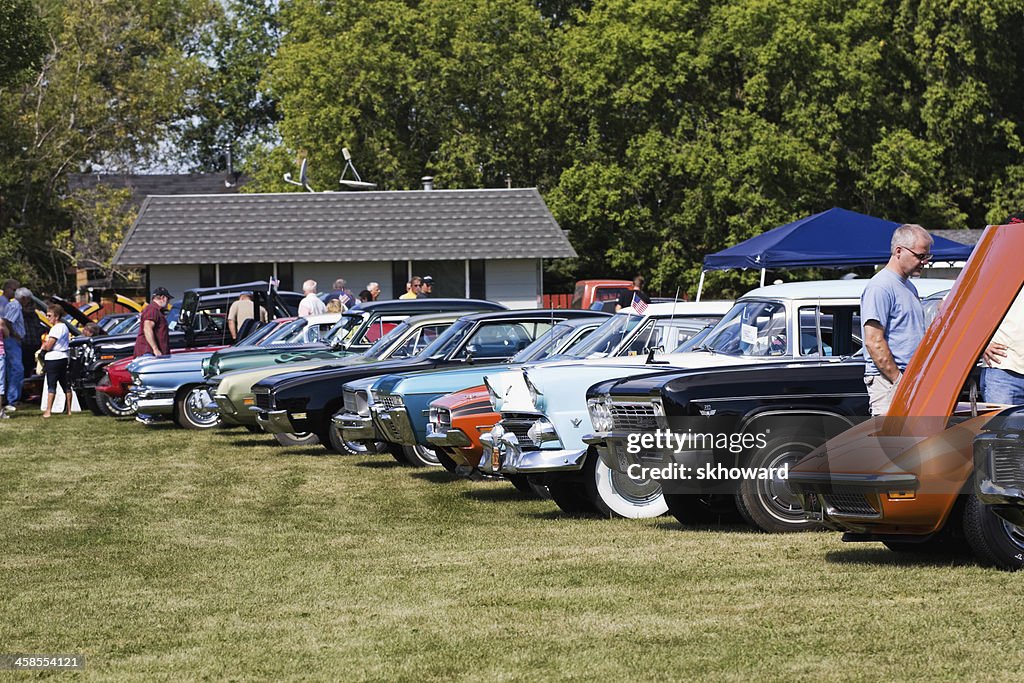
[240,290,253,296]
[422,276,433,284]
[152,286,172,299]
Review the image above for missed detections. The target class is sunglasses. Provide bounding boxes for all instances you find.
[902,247,932,262]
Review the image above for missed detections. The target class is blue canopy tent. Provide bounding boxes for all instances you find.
[696,207,975,300]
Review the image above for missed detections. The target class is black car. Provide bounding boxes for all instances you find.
[251,309,602,455]
[582,359,871,530]
[68,281,301,413]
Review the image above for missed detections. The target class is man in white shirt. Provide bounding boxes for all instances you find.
[298,279,326,317]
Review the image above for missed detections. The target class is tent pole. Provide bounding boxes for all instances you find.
[760,268,766,287]
[696,271,706,302]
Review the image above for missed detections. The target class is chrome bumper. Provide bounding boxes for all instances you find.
[335,412,380,442]
[425,422,472,448]
[480,427,586,475]
[254,408,295,434]
[127,388,175,414]
[372,407,417,446]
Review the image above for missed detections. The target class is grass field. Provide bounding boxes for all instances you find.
[2,408,1023,681]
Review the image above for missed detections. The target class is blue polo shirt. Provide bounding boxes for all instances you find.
[861,268,925,376]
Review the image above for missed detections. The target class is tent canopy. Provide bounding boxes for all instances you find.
[702,207,975,271]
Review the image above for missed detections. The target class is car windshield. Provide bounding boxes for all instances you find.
[617,316,724,356]
[257,318,307,344]
[510,323,577,363]
[108,316,140,335]
[363,320,414,360]
[421,319,475,359]
[325,313,365,344]
[569,314,645,359]
[238,320,287,346]
[699,300,789,356]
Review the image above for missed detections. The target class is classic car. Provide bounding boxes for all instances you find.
[125,313,338,429]
[973,406,1024,568]
[787,223,1023,569]
[251,309,600,454]
[200,298,503,379]
[570,279,633,310]
[420,317,613,476]
[482,280,955,519]
[342,314,611,468]
[95,319,296,418]
[68,281,302,413]
[210,312,470,443]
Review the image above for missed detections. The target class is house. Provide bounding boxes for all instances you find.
[111,187,577,308]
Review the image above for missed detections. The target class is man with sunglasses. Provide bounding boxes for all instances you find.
[861,223,934,415]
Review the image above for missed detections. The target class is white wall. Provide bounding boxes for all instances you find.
[486,259,540,309]
[149,265,199,298]
[294,263,394,299]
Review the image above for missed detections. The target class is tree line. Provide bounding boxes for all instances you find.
[1,0,1021,298]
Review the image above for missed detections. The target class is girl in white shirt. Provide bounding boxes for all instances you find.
[42,304,72,417]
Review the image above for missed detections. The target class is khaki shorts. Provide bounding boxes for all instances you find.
[864,373,901,416]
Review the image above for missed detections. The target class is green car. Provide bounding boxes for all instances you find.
[210,312,465,443]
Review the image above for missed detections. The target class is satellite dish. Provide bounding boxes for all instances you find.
[339,147,376,190]
[283,157,315,192]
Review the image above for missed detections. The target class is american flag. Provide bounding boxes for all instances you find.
[631,292,648,314]
[269,276,280,289]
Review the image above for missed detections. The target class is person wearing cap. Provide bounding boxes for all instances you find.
[418,275,433,298]
[981,213,1024,404]
[134,287,172,358]
[227,291,268,340]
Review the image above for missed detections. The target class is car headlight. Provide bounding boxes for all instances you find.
[429,406,452,430]
[483,376,502,411]
[523,371,544,410]
[526,419,560,447]
[587,397,614,432]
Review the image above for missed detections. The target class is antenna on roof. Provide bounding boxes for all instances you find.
[339,147,377,190]
[284,157,315,192]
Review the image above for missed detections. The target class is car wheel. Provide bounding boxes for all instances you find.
[402,443,442,467]
[83,391,104,416]
[274,432,319,447]
[735,433,822,533]
[581,447,667,519]
[547,480,598,515]
[386,443,410,464]
[506,474,550,499]
[176,385,220,430]
[326,423,387,455]
[664,494,736,526]
[964,495,1024,571]
[244,425,262,434]
[95,388,136,418]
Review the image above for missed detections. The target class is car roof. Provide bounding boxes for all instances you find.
[455,308,608,323]
[303,312,344,324]
[353,298,506,313]
[621,301,734,316]
[738,277,957,301]
[552,314,613,328]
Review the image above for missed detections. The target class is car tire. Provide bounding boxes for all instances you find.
[83,391,104,416]
[326,424,387,456]
[386,443,410,464]
[401,443,442,467]
[436,448,460,473]
[963,495,1024,571]
[244,425,262,434]
[735,432,823,533]
[665,494,735,526]
[547,480,598,515]
[95,387,136,418]
[176,384,220,430]
[581,447,667,519]
[506,474,550,499]
[274,432,319,447]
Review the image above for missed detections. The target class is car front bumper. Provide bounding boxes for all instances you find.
[254,408,295,434]
[126,387,175,414]
[479,428,586,476]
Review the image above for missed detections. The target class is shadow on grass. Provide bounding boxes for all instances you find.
[464,486,545,504]
[218,437,279,448]
[409,470,461,484]
[652,519,754,533]
[825,547,977,568]
[353,459,404,469]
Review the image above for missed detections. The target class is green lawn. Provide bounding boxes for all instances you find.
[2,409,1022,681]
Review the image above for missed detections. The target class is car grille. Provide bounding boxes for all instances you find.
[376,394,403,411]
[823,489,878,517]
[501,414,540,451]
[992,443,1024,489]
[610,401,658,431]
[254,391,272,412]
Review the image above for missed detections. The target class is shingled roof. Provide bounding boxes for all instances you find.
[113,188,577,266]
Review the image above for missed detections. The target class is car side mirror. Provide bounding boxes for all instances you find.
[464,344,478,363]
